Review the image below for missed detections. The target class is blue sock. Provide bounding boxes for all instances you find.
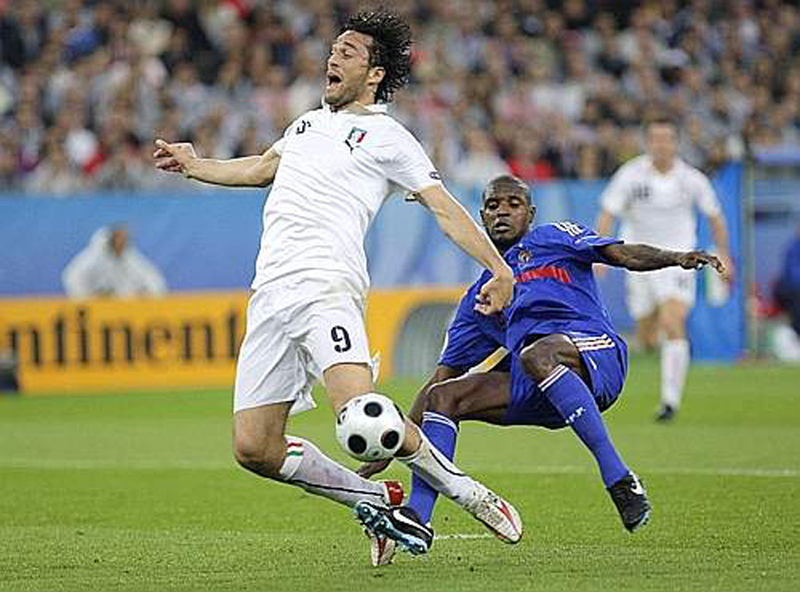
[539,365,629,487]
[408,411,458,524]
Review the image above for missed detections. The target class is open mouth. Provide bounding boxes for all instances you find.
[326,72,343,89]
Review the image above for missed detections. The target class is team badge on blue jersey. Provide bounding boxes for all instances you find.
[345,127,368,152]
[518,249,531,263]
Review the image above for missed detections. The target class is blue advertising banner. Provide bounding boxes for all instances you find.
[0,165,746,361]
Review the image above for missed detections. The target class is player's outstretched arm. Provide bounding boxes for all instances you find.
[415,185,514,315]
[153,139,281,188]
[599,243,725,274]
[357,365,464,478]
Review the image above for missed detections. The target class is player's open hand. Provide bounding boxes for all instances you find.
[475,270,514,315]
[153,139,197,175]
[357,458,392,479]
[678,250,725,275]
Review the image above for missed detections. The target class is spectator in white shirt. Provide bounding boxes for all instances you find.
[62,225,167,298]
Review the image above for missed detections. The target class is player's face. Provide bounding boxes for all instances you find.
[480,186,534,252]
[646,123,678,166]
[325,31,382,108]
[110,229,128,257]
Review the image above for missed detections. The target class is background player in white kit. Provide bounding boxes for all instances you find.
[152,10,521,558]
[596,116,733,422]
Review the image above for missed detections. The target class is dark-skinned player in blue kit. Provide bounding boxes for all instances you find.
[356,175,725,564]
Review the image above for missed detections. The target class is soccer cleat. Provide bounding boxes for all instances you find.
[355,502,434,556]
[607,472,651,532]
[655,404,676,423]
[461,486,523,544]
[366,480,404,566]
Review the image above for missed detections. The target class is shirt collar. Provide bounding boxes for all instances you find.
[320,97,388,114]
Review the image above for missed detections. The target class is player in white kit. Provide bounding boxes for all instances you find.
[596,116,733,422]
[152,10,522,560]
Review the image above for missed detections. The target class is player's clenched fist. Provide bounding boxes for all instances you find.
[153,139,197,176]
[475,270,514,315]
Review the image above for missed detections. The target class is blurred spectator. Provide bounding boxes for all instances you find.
[25,136,87,196]
[62,225,167,298]
[507,133,556,182]
[451,127,509,189]
[0,0,799,195]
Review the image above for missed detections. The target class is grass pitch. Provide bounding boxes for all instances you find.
[1,360,799,592]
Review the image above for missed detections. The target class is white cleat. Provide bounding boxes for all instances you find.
[462,486,523,544]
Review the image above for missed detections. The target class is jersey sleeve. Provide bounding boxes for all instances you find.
[270,115,306,155]
[547,222,623,264]
[439,284,501,370]
[691,169,722,217]
[382,125,443,195]
[599,164,633,216]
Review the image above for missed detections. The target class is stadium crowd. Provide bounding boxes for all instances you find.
[1,0,798,195]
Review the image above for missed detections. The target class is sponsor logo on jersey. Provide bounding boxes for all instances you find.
[345,127,368,152]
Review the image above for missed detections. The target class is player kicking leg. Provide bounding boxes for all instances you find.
[233,289,406,515]
[517,334,650,533]
[360,336,649,564]
[233,284,521,562]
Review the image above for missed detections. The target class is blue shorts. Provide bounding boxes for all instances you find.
[502,331,628,429]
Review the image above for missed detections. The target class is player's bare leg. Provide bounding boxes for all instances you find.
[656,299,690,422]
[521,334,650,532]
[636,311,660,353]
[324,363,421,452]
[232,402,401,509]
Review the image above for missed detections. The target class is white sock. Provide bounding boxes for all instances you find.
[661,339,690,409]
[278,436,386,508]
[398,432,480,507]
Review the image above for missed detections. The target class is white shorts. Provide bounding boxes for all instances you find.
[234,279,371,414]
[625,267,696,319]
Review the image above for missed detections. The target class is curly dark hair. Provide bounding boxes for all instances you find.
[341,9,412,103]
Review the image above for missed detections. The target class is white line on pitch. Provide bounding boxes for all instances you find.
[434,533,493,540]
[0,459,798,478]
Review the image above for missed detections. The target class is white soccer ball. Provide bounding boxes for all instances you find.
[335,393,406,462]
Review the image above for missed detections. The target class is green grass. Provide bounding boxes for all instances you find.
[1,360,799,591]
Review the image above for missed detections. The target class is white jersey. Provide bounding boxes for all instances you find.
[252,102,441,298]
[599,155,721,251]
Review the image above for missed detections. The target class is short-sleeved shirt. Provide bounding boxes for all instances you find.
[440,221,622,363]
[599,155,721,251]
[504,222,622,353]
[252,102,442,298]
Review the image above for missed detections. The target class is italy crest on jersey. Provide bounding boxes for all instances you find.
[345,127,368,152]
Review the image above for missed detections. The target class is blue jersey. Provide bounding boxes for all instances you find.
[504,222,622,353]
[439,270,505,371]
[439,221,628,428]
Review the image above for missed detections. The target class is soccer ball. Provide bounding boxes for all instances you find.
[335,393,406,462]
